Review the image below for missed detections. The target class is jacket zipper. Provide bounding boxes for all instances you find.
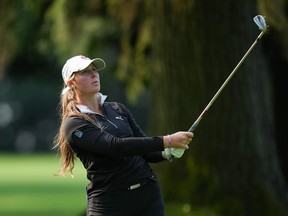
[105,117,118,129]
[94,112,118,129]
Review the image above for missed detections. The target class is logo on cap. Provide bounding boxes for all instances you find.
[80,55,90,60]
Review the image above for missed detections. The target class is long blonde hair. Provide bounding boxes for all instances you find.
[53,80,98,176]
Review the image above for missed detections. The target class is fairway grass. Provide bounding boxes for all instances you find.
[0,154,218,216]
[0,153,88,216]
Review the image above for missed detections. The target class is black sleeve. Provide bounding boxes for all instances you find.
[64,116,164,157]
[118,103,165,162]
[142,152,165,163]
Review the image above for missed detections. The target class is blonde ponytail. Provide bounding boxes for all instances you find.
[53,87,78,176]
[53,83,101,176]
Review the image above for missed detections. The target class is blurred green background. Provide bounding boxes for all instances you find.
[1,0,288,215]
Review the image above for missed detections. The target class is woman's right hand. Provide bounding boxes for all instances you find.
[163,131,194,149]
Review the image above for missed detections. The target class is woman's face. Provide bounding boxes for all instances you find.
[71,64,101,95]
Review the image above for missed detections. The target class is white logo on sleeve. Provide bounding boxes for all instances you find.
[74,130,83,138]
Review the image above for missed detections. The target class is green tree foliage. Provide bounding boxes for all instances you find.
[106,0,153,103]
[1,0,153,103]
[0,0,48,78]
[42,0,119,63]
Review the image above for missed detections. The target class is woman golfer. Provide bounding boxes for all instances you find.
[54,55,194,216]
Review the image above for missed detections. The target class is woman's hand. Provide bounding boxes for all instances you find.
[163,131,194,149]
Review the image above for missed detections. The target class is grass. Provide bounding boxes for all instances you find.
[0,154,218,216]
[0,153,88,216]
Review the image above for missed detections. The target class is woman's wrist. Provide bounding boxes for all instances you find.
[163,135,168,148]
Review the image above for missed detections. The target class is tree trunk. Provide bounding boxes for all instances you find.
[150,0,288,215]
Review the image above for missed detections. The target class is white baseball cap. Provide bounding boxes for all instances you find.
[61,55,106,94]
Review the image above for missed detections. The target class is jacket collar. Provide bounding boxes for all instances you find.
[76,92,108,114]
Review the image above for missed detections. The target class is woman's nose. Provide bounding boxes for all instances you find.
[86,68,97,76]
[90,70,98,77]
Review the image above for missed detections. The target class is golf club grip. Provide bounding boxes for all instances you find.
[188,125,196,132]
[188,121,198,132]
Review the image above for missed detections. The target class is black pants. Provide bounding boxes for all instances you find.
[86,181,165,216]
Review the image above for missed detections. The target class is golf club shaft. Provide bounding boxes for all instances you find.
[188,29,267,132]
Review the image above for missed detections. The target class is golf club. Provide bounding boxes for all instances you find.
[188,15,269,132]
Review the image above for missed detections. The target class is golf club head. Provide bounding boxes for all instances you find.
[253,15,267,31]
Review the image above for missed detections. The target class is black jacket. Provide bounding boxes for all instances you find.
[64,102,165,197]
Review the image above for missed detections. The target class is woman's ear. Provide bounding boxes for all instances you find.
[66,80,74,88]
